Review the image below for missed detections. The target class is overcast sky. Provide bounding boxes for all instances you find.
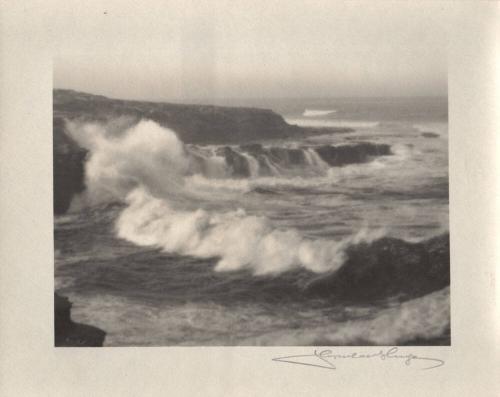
[53,1,452,101]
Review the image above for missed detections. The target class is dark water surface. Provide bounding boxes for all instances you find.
[55,97,449,345]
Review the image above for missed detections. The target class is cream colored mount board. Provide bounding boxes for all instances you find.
[0,1,498,396]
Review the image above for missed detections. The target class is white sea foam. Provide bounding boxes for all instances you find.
[117,187,385,274]
[240,152,260,177]
[67,120,191,204]
[285,118,380,129]
[262,156,282,176]
[245,287,450,345]
[72,119,386,275]
[303,148,330,171]
[185,174,251,193]
[68,284,449,346]
[318,286,450,345]
[302,109,337,117]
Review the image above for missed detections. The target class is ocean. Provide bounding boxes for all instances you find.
[54,96,450,346]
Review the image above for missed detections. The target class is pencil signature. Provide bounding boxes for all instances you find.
[272,347,445,370]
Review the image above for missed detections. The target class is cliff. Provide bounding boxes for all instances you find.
[54,89,305,144]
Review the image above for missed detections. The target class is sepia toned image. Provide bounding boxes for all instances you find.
[53,2,450,347]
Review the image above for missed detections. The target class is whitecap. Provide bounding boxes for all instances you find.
[302,109,338,117]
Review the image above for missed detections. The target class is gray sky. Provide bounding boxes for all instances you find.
[53,0,452,101]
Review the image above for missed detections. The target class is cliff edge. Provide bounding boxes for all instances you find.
[54,89,302,144]
[53,89,351,214]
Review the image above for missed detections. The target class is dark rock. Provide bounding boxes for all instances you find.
[216,146,251,177]
[52,91,387,214]
[239,143,265,155]
[53,117,87,214]
[55,292,106,347]
[54,89,298,145]
[421,132,440,138]
[52,89,321,213]
[314,143,392,167]
[305,233,450,302]
[268,147,306,166]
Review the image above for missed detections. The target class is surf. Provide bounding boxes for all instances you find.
[65,119,397,275]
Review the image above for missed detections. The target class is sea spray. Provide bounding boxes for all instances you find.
[67,119,191,204]
[69,119,386,275]
[116,187,384,274]
[54,96,450,347]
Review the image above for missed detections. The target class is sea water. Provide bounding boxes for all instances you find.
[54,96,449,346]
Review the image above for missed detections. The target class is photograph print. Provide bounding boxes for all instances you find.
[53,2,450,347]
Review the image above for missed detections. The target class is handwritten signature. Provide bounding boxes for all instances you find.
[273,347,444,370]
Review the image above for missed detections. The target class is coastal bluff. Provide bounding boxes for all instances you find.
[53,89,351,214]
[54,89,304,145]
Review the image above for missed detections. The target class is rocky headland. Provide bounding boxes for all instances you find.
[53,89,353,214]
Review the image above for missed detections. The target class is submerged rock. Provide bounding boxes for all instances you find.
[55,292,106,347]
[305,233,450,302]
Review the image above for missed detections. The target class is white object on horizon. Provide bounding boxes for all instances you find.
[286,117,379,129]
[302,109,338,117]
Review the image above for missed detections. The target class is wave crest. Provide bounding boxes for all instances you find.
[64,119,392,275]
[117,187,385,274]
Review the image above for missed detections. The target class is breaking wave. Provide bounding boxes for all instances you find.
[67,119,392,275]
[117,188,385,274]
[56,99,450,346]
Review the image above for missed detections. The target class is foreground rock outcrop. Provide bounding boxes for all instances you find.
[55,293,106,347]
[305,233,450,302]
